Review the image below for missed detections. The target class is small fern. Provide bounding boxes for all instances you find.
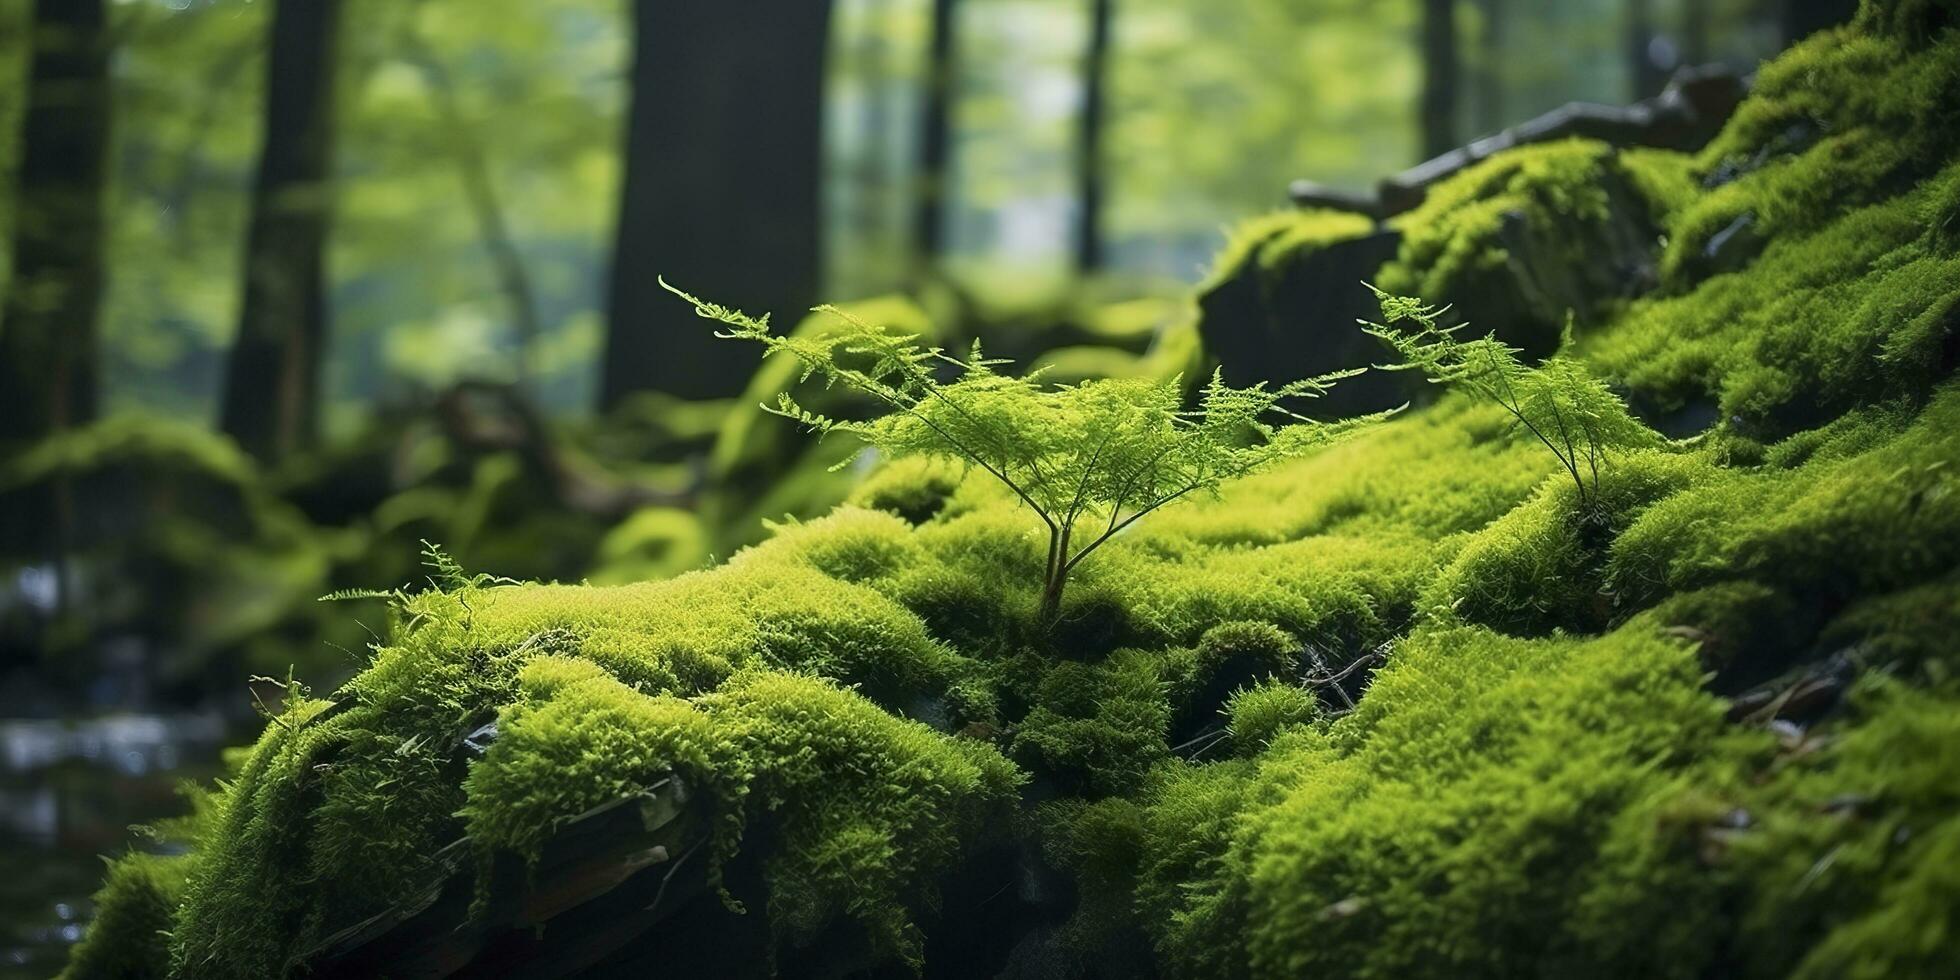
[668,278,1394,623]
[1362,285,1657,516]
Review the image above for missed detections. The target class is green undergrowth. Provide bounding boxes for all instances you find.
[69,5,1960,975]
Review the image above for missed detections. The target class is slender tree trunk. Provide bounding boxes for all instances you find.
[1419,0,1459,161]
[1472,0,1506,136]
[1073,0,1114,275]
[601,0,835,408]
[220,0,342,461]
[913,0,959,279]
[1,0,110,447]
[1626,0,1667,101]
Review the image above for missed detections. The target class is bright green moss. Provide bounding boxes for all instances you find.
[1668,24,1960,283]
[1596,161,1960,435]
[465,661,1020,967]
[1224,682,1319,754]
[1609,386,1960,607]
[1727,678,1960,979]
[585,506,710,584]
[1376,139,1668,349]
[58,852,190,980]
[1139,621,1736,979]
[1197,208,1376,298]
[1426,448,1707,635]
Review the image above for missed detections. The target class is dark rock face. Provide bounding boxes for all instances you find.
[1196,228,1409,416]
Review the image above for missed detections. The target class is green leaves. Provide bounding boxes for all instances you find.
[670,279,1388,621]
[1363,284,1658,513]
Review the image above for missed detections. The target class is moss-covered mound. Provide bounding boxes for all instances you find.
[66,4,1960,977]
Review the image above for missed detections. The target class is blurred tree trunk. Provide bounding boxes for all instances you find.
[1073,0,1114,275]
[1472,0,1506,136]
[0,0,110,448]
[1419,0,1459,160]
[1626,0,1667,101]
[1681,0,1709,66]
[913,0,959,279]
[601,0,835,407]
[220,0,343,461]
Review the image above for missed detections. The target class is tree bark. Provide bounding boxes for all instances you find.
[220,0,343,461]
[913,0,960,279]
[601,0,835,408]
[1,0,110,447]
[1419,0,1460,161]
[1073,0,1114,275]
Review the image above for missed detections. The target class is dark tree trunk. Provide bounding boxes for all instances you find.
[1626,0,1668,101]
[0,0,110,447]
[1073,0,1114,275]
[1419,0,1460,161]
[1472,0,1506,136]
[220,0,342,461]
[601,0,835,408]
[913,0,959,278]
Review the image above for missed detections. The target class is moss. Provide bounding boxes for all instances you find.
[1596,161,1960,435]
[1012,650,1172,797]
[1668,25,1960,285]
[1427,448,1707,635]
[1727,678,1960,979]
[466,661,1020,966]
[586,506,710,584]
[1224,682,1319,754]
[1376,139,1671,355]
[57,852,189,980]
[1609,386,1960,608]
[1196,208,1375,298]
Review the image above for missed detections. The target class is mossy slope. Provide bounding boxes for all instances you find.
[68,4,1960,977]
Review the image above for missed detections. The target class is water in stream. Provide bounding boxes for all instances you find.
[0,713,229,979]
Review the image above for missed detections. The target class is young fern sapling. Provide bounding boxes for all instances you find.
[667,279,1393,624]
[1361,286,1657,519]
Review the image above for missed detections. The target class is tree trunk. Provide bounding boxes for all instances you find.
[1472,0,1506,136]
[1626,0,1668,101]
[1073,0,1114,275]
[1419,0,1459,161]
[601,0,835,408]
[913,0,960,280]
[0,0,110,447]
[220,0,343,461]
